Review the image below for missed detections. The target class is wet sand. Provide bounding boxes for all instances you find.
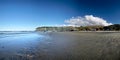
[0,32,120,60]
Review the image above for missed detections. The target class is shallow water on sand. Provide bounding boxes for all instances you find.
[0,31,50,60]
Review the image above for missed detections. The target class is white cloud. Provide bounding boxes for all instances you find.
[65,15,112,26]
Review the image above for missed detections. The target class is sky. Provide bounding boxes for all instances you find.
[0,0,120,31]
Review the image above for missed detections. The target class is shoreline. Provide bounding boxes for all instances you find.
[36,31,120,33]
[77,31,120,32]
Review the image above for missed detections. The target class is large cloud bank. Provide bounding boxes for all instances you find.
[65,15,112,26]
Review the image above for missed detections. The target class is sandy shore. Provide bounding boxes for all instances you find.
[0,32,120,60]
[41,32,120,60]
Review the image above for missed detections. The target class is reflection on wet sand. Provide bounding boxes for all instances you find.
[0,32,49,60]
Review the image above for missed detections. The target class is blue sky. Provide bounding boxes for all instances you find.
[0,0,120,31]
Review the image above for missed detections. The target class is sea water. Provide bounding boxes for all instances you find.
[0,31,47,60]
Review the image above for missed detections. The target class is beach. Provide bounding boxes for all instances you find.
[0,32,120,60]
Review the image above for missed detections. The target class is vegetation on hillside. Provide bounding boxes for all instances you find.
[36,24,120,32]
